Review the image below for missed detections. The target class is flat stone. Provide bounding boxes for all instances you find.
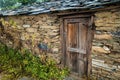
[26,28,37,33]
[94,34,112,40]
[95,12,112,18]
[92,59,118,72]
[23,24,31,28]
[93,42,103,46]
[40,26,57,29]
[92,46,110,54]
[49,32,58,36]
[96,27,116,31]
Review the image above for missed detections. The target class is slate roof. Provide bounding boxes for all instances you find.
[0,0,120,16]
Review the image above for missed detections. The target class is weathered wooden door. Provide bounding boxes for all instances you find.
[62,16,94,77]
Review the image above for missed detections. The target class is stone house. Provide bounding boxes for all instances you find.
[0,0,120,79]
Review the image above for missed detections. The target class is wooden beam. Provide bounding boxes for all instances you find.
[86,15,95,78]
[60,18,66,66]
[56,5,120,16]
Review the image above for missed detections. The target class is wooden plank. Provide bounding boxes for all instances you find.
[78,20,88,77]
[66,22,80,73]
[78,59,85,76]
[70,52,79,72]
[65,18,88,24]
[67,23,77,71]
[59,13,92,18]
[67,47,86,54]
[86,16,95,77]
[64,19,69,67]
[67,23,78,48]
[60,18,66,66]
[79,23,87,51]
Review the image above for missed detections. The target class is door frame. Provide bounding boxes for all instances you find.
[60,14,95,77]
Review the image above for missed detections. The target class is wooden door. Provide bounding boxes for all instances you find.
[62,16,94,77]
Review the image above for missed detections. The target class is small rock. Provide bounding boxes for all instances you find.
[23,24,31,28]
[64,77,74,80]
[17,76,34,80]
[118,66,120,69]
[34,47,40,54]
[96,30,102,34]
[103,46,110,51]
[0,75,2,80]
[17,26,23,29]
[52,48,59,52]
[111,68,116,72]
[21,36,25,40]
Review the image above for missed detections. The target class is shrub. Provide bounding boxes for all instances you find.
[0,43,69,80]
[0,0,16,8]
[17,0,37,5]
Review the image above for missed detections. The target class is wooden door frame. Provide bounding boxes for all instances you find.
[60,13,95,77]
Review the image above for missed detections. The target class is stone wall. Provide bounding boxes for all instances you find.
[92,8,120,80]
[93,9,120,54]
[0,14,61,63]
[0,8,120,79]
